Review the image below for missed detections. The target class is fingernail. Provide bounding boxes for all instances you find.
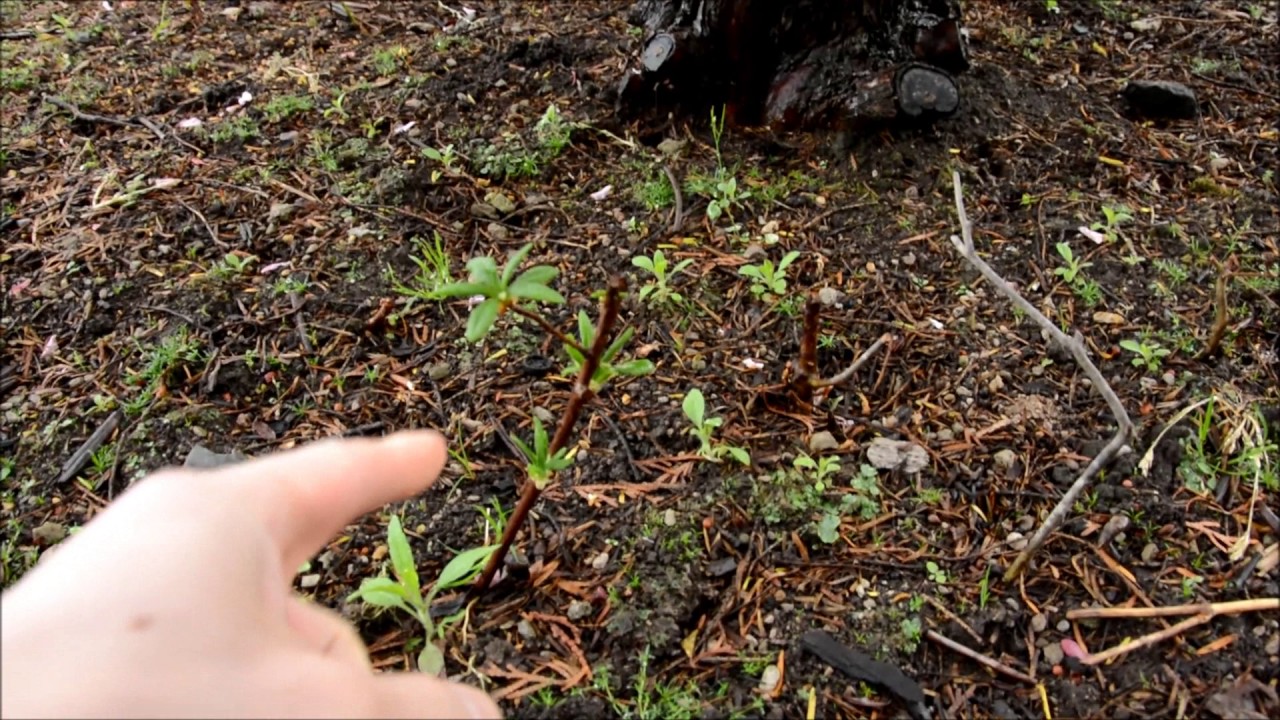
[454,686,501,719]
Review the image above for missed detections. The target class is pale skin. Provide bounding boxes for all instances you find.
[0,430,502,719]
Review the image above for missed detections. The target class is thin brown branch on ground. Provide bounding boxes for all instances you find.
[41,94,138,130]
[1066,598,1280,667]
[56,411,122,486]
[662,164,684,235]
[925,629,1036,684]
[471,277,627,596]
[816,333,893,388]
[947,171,1135,583]
[790,292,893,404]
[1067,597,1280,621]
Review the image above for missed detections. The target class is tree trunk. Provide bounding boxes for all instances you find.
[616,0,969,131]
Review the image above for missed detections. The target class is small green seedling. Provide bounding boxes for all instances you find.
[632,250,693,307]
[1091,203,1133,243]
[1053,242,1092,284]
[925,560,947,585]
[739,251,800,299]
[420,144,458,181]
[562,311,654,392]
[436,243,564,342]
[393,232,454,302]
[793,453,840,493]
[511,416,574,489]
[347,515,496,675]
[682,388,750,465]
[1119,338,1170,373]
[208,253,257,280]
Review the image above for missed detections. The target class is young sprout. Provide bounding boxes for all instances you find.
[436,243,564,342]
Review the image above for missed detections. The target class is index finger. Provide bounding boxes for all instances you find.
[220,430,449,575]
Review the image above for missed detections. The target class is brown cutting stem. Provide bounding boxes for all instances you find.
[791,290,822,404]
[471,276,627,596]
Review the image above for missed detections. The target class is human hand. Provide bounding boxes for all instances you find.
[0,430,502,719]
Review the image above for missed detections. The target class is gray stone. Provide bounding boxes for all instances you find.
[484,191,516,215]
[184,445,247,469]
[427,362,451,381]
[1006,531,1027,551]
[993,449,1018,470]
[31,521,67,545]
[1030,613,1048,633]
[758,665,781,693]
[516,619,537,640]
[1042,642,1065,666]
[1123,80,1198,120]
[816,286,844,306]
[299,573,321,589]
[808,431,840,453]
[470,202,499,220]
[707,557,737,578]
[656,138,687,157]
[663,508,677,527]
[567,600,593,621]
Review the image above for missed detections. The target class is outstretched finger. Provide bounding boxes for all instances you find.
[220,430,448,575]
[369,672,502,719]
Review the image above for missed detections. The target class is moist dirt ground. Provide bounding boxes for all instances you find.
[2,1,1279,718]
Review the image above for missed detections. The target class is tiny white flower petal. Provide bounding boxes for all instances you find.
[41,334,58,359]
[467,294,485,307]
[238,90,254,106]
[929,318,944,329]
[589,184,613,201]
[1078,226,1107,244]
[392,121,416,135]
[101,1,113,11]
[742,358,765,370]
[177,117,203,129]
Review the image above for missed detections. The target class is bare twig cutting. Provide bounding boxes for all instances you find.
[1065,598,1280,667]
[925,629,1036,684]
[947,171,1135,582]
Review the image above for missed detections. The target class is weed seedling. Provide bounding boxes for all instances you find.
[738,250,799,300]
[347,514,496,674]
[632,250,693,308]
[682,389,749,465]
[1119,337,1170,373]
[925,560,947,585]
[392,232,454,303]
[1053,242,1092,285]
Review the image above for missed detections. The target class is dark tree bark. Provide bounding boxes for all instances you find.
[616,0,969,131]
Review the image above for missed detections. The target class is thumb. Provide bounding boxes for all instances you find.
[368,672,502,719]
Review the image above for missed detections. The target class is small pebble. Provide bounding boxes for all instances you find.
[1031,614,1048,633]
[758,665,781,693]
[567,600,593,622]
[590,551,609,571]
[993,449,1017,470]
[1042,642,1065,666]
[1141,543,1159,563]
[663,508,677,527]
[808,431,840,453]
[1057,620,1071,633]
[299,573,321,589]
[1098,515,1131,546]
[517,619,536,640]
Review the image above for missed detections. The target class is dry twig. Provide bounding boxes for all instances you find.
[948,171,1135,582]
[1067,599,1279,666]
[925,629,1036,684]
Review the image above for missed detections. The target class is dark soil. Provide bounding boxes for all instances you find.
[3,2,1278,719]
